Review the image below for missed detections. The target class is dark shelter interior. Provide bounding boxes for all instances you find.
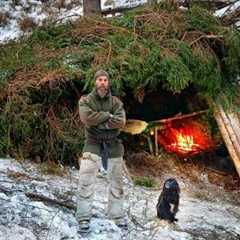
[121,84,237,176]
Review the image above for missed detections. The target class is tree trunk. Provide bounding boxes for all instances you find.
[83,0,101,16]
[148,0,158,4]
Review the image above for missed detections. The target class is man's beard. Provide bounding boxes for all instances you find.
[96,87,109,98]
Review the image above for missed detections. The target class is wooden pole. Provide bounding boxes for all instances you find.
[226,112,240,144]
[214,105,240,177]
[150,110,208,125]
[155,127,159,156]
[218,106,240,159]
[147,136,154,155]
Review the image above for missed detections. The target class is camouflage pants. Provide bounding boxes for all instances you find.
[75,152,124,221]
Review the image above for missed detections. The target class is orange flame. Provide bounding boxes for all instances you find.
[170,131,201,154]
[158,121,214,156]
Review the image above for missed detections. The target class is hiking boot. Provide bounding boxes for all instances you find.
[113,217,128,230]
[78,219,91,234]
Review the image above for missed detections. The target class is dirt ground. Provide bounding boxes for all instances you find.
[125,150,240,205]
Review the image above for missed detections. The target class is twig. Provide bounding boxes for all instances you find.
[204,167,229,176]
[25,192,76,211]
[190,35,223,46]
[130,214,159,231]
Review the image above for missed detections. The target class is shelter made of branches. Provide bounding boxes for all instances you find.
[0,2,239,168]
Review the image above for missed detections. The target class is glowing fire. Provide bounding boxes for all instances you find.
[170,132,200,154]
[158,121,214,156]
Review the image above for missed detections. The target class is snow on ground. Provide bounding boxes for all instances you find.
[214,0,240,17]
[0,0,84,43]
[0,157,240,240]
[0,0,147,43]
[102,0,147,9]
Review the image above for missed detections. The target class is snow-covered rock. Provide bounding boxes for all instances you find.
[0,157,240,239]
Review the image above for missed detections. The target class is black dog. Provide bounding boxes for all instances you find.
[156,178,180,222]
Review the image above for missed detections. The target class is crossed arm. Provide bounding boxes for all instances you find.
[79,96,126,129]
[98,99,126,129]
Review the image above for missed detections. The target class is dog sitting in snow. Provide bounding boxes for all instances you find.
[156,178,180,223]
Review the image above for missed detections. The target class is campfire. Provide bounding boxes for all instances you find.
[123,110,216,157]
[169,129,201,154]
[158,121,215,156]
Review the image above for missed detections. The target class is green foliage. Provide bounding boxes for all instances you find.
[0,69,14,91]
[122,41,162,89]
[221,28,240,82]
[44,59,61,70]
[0,111,11,156]
[40,161,63,175]
[3,99,44,154]
[159,57,192,93]
[0,43,36,73]
[185,6,220,32]
[30,23,74,49]
[134,176,157,188]
[153,0,178,12]
[63,50,95,72]
[110,8,143,29]
[192,56,222,97]
[0,4,239,163]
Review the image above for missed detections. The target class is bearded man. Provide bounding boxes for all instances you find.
[76,70,127,233]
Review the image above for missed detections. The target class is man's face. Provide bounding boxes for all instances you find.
[95,75,109,98]
[95,75,109,90]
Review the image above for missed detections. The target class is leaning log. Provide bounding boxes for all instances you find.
[213,104,240,177]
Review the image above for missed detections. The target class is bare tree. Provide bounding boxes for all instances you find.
[83,0,101,16]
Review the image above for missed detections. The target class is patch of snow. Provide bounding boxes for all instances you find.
[102,0,147,9]
[0,158,24,172]
[58,5,83,23]
[0,0,149,43]
[214,0,240,17]
[0,0,84,43]
[0,20,22,42]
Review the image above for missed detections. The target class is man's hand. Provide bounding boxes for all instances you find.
[97,112,113,129]
[97,113,125,130]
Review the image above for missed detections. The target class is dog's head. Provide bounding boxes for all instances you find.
[162,178,180,202]
[164,178,180,191]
